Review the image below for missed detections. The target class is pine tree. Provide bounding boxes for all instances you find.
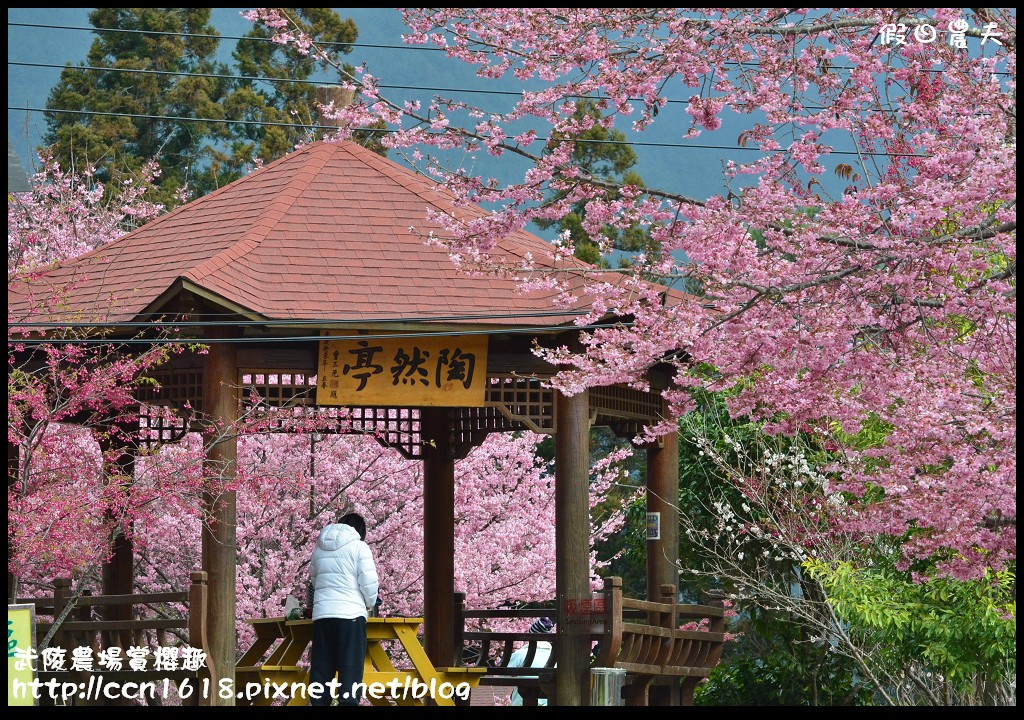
[44,8,230,204]
[221,9,363,179]
[533,99,651,267]
[44,8,383,203]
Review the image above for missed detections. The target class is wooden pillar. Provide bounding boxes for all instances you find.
[645,403,679,705]
[645,410,679,598]
[421,407,455,668]
[99,443,135,683]
[202,336,238,705]
[555,389,590,706]
[100,448,135,602]
[8,441,19,602]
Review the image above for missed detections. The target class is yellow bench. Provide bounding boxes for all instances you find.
[238,617,486,706]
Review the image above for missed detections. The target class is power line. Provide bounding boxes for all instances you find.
[8,106,925,157]
[9,308,593,329]
[12,105,354,132]
[11,308,566,319]
[6,20,443,53]
[4,60,917,115]
[8,21,1012,75]
[8,61,526,99]
[8,323,629,345]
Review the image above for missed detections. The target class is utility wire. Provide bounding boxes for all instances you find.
[9,309,565,319]
[9,60,937,115]
[12,105,350,132]
[9,106,924,157]
[8,323,630,345]
[9,61,528,98]
[9,308,593,329]
[6,20,442,52]
[8,21,1012,75]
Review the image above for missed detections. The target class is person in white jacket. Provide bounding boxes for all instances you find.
[308,512,379,706]
[507,617,554,706]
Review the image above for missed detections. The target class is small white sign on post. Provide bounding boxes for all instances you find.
[646,512,661,541]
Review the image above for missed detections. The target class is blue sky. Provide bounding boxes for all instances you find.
[8,8,1013,208]
[8,7,733,205]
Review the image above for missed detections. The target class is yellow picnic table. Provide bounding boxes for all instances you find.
[237,617,485,706]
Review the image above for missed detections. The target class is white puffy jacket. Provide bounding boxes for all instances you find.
[310,523,379,620]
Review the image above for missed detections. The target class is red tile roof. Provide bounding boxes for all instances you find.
[8,141,674,327]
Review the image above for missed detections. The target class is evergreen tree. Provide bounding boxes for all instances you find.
[221,8,369,179]
[44,8,384,203]
[44,8,229,203]
[534,99,652,267]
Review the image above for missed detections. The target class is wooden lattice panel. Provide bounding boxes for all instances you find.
[133,369,665,454]
[239,370,424,458]
[484,375,554,433]
[137,404,190,448]
[449,406,522,459]
[590,385,663,421]
[347,407,423,459]
[240,370,318,435]
[135,369,202,448]
[240,370,316,409]
[137,369,204,413]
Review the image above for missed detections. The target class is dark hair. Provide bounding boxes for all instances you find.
[338,512,367,541]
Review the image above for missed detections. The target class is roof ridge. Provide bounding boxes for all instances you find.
[336,142,568,267]
[184,144,334,285]
[339,142,463,215]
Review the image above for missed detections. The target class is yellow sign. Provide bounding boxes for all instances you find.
[8,604,36,706]
[317,334,488,407]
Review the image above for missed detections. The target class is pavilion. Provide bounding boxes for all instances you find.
[8,140,682,705]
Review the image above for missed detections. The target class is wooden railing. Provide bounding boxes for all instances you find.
[453,597,563,705]
[453,576,727,706]
[596,577,726,705]
[16,572,212,706]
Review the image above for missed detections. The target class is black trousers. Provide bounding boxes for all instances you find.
[309,617,367,706]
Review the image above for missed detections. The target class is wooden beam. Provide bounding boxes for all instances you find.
[485,352,556,376]
[202,333,239,706]
[236,345,318,370]
[554,389,590,706]
[181,280,267,322]
[421,407,456,669]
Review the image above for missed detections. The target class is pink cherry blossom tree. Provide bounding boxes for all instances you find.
[6,330,184,600]
[245,8,1016,579]
[8,152,166,278]
[7,155,191,601]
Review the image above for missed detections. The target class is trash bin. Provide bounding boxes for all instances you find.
[590,667,626,706]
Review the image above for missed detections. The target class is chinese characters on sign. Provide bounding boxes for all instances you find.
[10,645,208,673]
[317,334,488,407]
[561,594,607,635]
[878,20,1002,48]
